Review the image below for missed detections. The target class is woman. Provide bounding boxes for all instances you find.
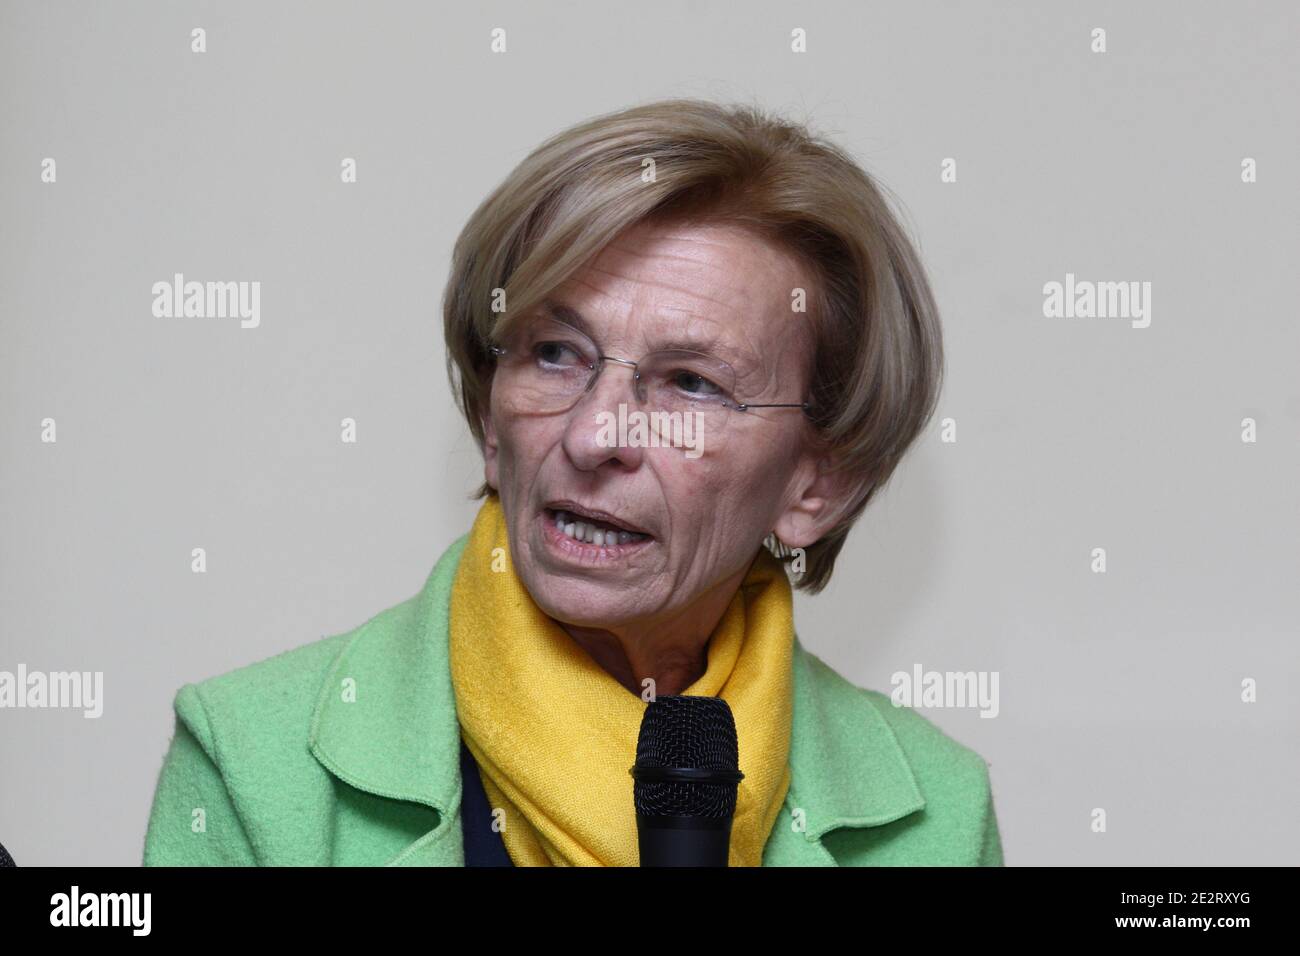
[143,98,1003,867]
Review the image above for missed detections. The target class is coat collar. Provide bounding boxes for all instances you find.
[308,533,925,866]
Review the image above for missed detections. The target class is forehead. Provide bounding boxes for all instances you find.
[546,220,812,367]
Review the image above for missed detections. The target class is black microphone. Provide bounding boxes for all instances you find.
[629,694,744,867]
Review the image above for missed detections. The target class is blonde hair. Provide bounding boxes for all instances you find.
[443,98,944,594]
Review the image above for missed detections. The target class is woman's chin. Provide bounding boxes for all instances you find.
[522,572,656,631]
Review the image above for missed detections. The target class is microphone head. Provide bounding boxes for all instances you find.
[630,694,744,819]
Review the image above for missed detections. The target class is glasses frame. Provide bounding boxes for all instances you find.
[487,318,814,417]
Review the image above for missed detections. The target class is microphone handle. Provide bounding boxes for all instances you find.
[636,814,733,867]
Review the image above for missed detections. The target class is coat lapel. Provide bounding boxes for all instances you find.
[308,532,926,866]
[762,644,927,865]
[307,534,470,866]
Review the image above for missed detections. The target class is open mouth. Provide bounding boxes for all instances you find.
[543,506,653,547]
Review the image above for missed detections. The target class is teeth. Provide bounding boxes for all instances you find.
[551,509,649,546]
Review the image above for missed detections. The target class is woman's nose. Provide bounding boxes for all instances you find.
[560,361,646,471]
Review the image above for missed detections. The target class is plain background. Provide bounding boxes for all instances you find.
[2,0,1297,866]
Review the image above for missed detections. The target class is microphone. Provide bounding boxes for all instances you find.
[629,694,744,867]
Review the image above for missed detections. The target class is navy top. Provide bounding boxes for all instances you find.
[458,735,514,866]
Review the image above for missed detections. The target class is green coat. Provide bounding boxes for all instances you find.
[143,533,1004,866]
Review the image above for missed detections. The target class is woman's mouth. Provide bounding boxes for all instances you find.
[540,507,654,560]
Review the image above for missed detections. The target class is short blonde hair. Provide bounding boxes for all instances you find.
[443,97,943,594]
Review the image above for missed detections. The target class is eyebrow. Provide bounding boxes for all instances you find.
[539,299,756,370]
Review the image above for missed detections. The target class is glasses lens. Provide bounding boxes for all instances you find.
[637,350,736,449]
[494,317,598,413]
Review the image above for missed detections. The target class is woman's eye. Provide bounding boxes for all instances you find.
[535,342,583,366]
[672,370,722,396]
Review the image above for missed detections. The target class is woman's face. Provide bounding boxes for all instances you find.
[482,219,835,631]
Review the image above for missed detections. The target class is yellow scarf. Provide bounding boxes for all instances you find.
[448,495,793,866]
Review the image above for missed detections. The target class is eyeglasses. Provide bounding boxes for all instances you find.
[488,315,811,444]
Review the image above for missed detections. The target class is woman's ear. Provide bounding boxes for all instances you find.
[481,408,500,491]
[771,450,858,550]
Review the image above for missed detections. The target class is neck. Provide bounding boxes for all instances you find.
[559,565,748,698]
